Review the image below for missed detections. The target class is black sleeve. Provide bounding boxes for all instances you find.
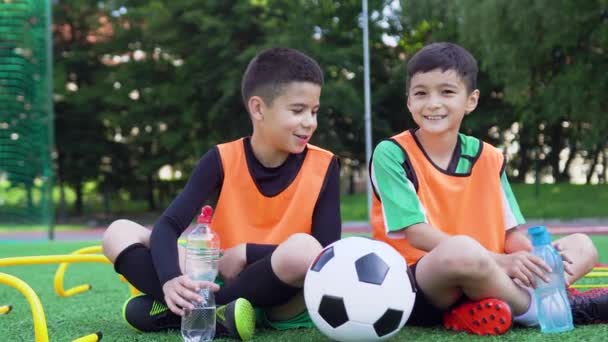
[311,157,342,247]
[150,147,223,285]
[245,243,277,265]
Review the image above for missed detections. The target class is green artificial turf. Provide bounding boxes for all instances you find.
[0,238,607,341]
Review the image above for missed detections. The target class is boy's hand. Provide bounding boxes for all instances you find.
[218,243,247,283]
[162,275,219,316]
[495,251,551,288]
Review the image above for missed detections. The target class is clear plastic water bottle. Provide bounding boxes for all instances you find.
[181,205,221,342]
[528,226,574,333]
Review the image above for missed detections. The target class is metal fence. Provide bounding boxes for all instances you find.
[0,0,54,236]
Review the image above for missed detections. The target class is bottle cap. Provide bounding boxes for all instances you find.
[528,225,552,246]
[197,205,213,224]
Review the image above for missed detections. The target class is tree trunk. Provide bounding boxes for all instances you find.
[515,127,533,182]
[58,181,66,223]
[348,169,356,195]
[602,149,607,184]
[26,182,34,211]
[548,122,564,182]
[74,182,83,215]
[146,175,157,211]
[586,143,604,184]
[102,187,111,216]
[558,141,577,182]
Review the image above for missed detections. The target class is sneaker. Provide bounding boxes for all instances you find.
[566,287,582,297]
[443,298,512,335]
[123,294,180,332]
[569,288,608,324]
[123,294,256,340]
[216,298,256,341]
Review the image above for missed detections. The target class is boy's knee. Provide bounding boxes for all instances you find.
[102,219,147,261]
[438,236,492,279]
[103,219,128,238]
[273,234,322,281]
[284,233,322,258]
[570,233,598,266]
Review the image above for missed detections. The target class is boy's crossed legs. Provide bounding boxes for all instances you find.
[410,236,532,335]
[102,220,322,339]
[411,233,601,335]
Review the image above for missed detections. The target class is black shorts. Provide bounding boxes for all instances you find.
[406,260,466,327]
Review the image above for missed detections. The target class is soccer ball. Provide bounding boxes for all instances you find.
[304,237,416,341]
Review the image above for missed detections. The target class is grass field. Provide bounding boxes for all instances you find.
[1,237,607,341]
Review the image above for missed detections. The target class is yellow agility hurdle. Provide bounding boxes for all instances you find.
[0,254,109,267]
[0,254,115,341]
[571,266,608,289]
[0,272,101,342]
[585,272,608,278]
[52,246,139,297]
[53,246,105,297]
[0,304,12,315]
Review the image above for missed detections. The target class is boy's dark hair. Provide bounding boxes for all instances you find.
[241,47,324,110]
[406,42,478,94]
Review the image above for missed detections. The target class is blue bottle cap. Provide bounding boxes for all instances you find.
[528,225,552,246]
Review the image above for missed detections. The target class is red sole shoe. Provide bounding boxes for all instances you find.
[443,298,512,335]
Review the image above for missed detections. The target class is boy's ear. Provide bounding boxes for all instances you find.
[248,96,265,121]
[465,89,480,115]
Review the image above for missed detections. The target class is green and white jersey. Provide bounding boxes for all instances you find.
[370,132,525,236]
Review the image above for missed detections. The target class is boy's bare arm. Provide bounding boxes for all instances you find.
[402,222,451,252]
[504,228,533,253]
[491,229,551,288]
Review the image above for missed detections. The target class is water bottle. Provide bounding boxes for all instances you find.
[181,205,221,342]
[528,226,574,333]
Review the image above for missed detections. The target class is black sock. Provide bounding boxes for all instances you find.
[114,243,165,302]
[246,243,277,265]
[215,253,300,307]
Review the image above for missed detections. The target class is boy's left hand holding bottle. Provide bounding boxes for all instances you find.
[162,275,219,316]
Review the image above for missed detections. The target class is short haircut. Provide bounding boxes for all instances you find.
[241,47,324,110]
[406,42,478,94]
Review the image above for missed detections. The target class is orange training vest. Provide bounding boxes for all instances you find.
[212,138,334,250]
[371,131,506,265]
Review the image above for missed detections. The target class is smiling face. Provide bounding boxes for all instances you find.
[407,69,479,138]
[250,81,320,165]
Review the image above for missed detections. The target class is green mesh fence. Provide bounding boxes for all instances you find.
[0,0,54,234]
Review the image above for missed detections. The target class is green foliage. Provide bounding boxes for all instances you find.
[47,1,607,217]
[402,0,607,183]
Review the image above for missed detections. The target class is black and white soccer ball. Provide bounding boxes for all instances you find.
[304,237,416,341]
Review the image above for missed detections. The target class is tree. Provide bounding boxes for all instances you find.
[401,0,607,183]
[53,1,116,214]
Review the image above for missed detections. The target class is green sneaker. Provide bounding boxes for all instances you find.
[123,294,256,340]
[123,294,180,332]
[216,298,256,341]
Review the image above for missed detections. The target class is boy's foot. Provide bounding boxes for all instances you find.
[122,294,256,340]
[569,288,608,324]
[567,287,582,296]
[216,298,256,341]
[443,298,512,335]
[122,294,180,332]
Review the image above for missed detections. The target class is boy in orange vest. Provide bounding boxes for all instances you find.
[102,48,341,340]
[370,42,603,335]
